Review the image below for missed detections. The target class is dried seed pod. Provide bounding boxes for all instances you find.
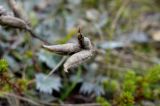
[42,37,93,55]
[0,15,27,29]
[83,37,93,50]
[42,43,81,55]
[63,50,94,72]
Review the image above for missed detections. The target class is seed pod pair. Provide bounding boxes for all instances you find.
[63,40,95,72]
[63,35,95,72]
[43,29,95,72]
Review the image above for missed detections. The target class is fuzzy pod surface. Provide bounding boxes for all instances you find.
[64,50,94,72]
[0,15,27,29]
[42,43,81,55]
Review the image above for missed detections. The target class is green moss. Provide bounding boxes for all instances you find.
[145,65,160,83]
[0,59,8,73]
[25,50,33,58]
[0,84,12,97]
[96,96,111,106]
[142,82,152,99]
[103,79,119,92]
[17,79,29,92]
[117,92,134,106]
[122,71,136,93]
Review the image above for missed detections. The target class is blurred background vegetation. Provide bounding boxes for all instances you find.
[0,0,160,106]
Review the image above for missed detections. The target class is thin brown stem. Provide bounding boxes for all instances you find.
[26,27,51,45]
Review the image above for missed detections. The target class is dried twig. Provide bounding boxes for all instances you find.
[6,96,20,106]
[26,27,51,45]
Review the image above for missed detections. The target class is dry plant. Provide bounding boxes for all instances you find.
[43,28,95,72]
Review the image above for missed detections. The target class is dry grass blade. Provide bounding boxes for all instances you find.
[45,56,67,79]
[111,0,129,31]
